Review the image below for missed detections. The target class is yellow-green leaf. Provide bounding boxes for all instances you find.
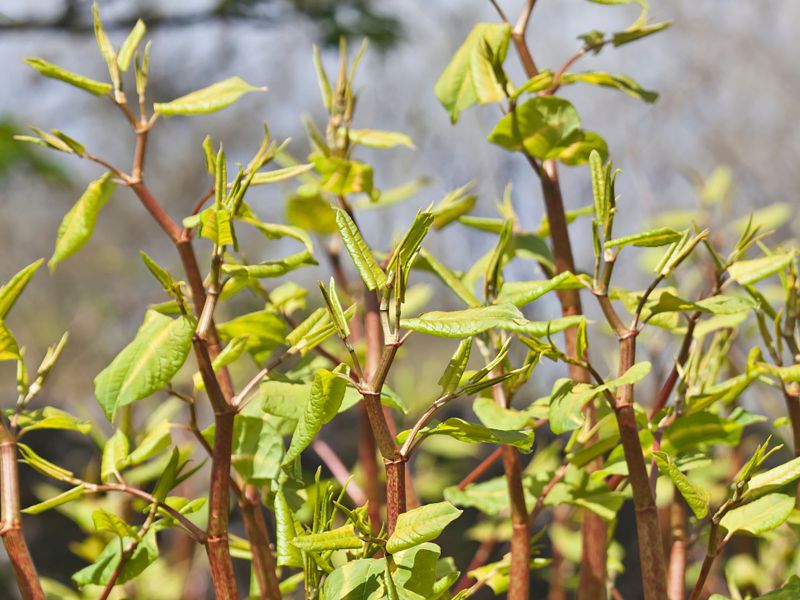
[49,173,116,272]
[24,58,112,96]
[154,76,267,115]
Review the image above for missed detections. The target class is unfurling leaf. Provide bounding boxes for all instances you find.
[653,451,709,518]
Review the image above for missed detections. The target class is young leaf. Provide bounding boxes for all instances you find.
[49,173,116,272]
[746,455,800,497]
[291,525,362,552]
[319,278,350,339]
[438,338,472,393]
[94,310,195,420]
[23,485,85,515]
[91,2,120,92]
[400,304,524,338]
[400,417,534,452]
[719,493,794,536]
[0,321,20,362]
[435,23,512,122]
[231,416,283,483]
[560,71,658,103]
[24,58,112,96]
[0,259,44,318]
[274,489,303,567]
[221,250,317,279]
[604,227,682,249]
[117,19,146,72]
[488,96,582,160]
[495,272,584,307]
[334,207,386,290]
[250,164,314,185]
[282,368,347,466]
[16,407,92,436]
[72,530,158,587]
[652,451,709,518]
[347,129,416,150]
[101,429,130,482]
[386,502,462,554]
[154,76,267,115]
[728,253,795,286]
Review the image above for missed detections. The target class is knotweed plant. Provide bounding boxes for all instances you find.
[1,2,799,600]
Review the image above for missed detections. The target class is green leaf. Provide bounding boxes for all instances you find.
[222,250,316,279]
[347,129,415,149]
[386,502,462,554]
[72,530,158,587]
[612,20,672,47]
[548,379,594,435]
[0,259,44,319]
[117,19,146,72]
[495,272,585,307]
[321,559,384,600]
[503,315,586,337]
[101,429,130,482]
[653,451,709,518]
[556,130,609,166]
[23,484,85,514]
[0,320,21,362]
[94,310,195,420]
[24,58,112,96]
[216,309,286,360]
[561,71,658,103]
[649,292,755,316]
[400,417,534,453]
[286,193,338,235]
[755,575,800,599]
[444,476,519,516]
[91,3,120,91]
[231,416,283,483]
[198,207,236,247]
[15,407,92,436]
[18,443,75,482]
[282,368,347,466]
[473,397,529,431]
[126,421,172,467]
[435,23,512,123]
[274,489,302,567]
[604,227,682,249]
[319,278,350,339]
[488,96,582,160]
[430,182,478,230]
[250,164,314,185]
[746,456,800,497]
[719,493,794,536]
[664,412,743,453]
[292,525,362,552]
[728,253,795,286]
[334,207,386,290]
[151,448,181,503]
[154,76,266,115]
[93,509,139,539]
[49,173,116,271]
[438,338,472,393]
[314,155,374,196]
[400,303,524,338]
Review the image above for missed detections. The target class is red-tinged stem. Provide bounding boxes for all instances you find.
[457,447,504,490]
[539,160,608,598]
[668,499,687,600]
[617,334,668,600]
[207,409,238,599]
[0,424,44,600]
[240,485,281,600]
[453,538,497,593]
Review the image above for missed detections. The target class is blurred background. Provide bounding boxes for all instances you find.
[0,0,798,597]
